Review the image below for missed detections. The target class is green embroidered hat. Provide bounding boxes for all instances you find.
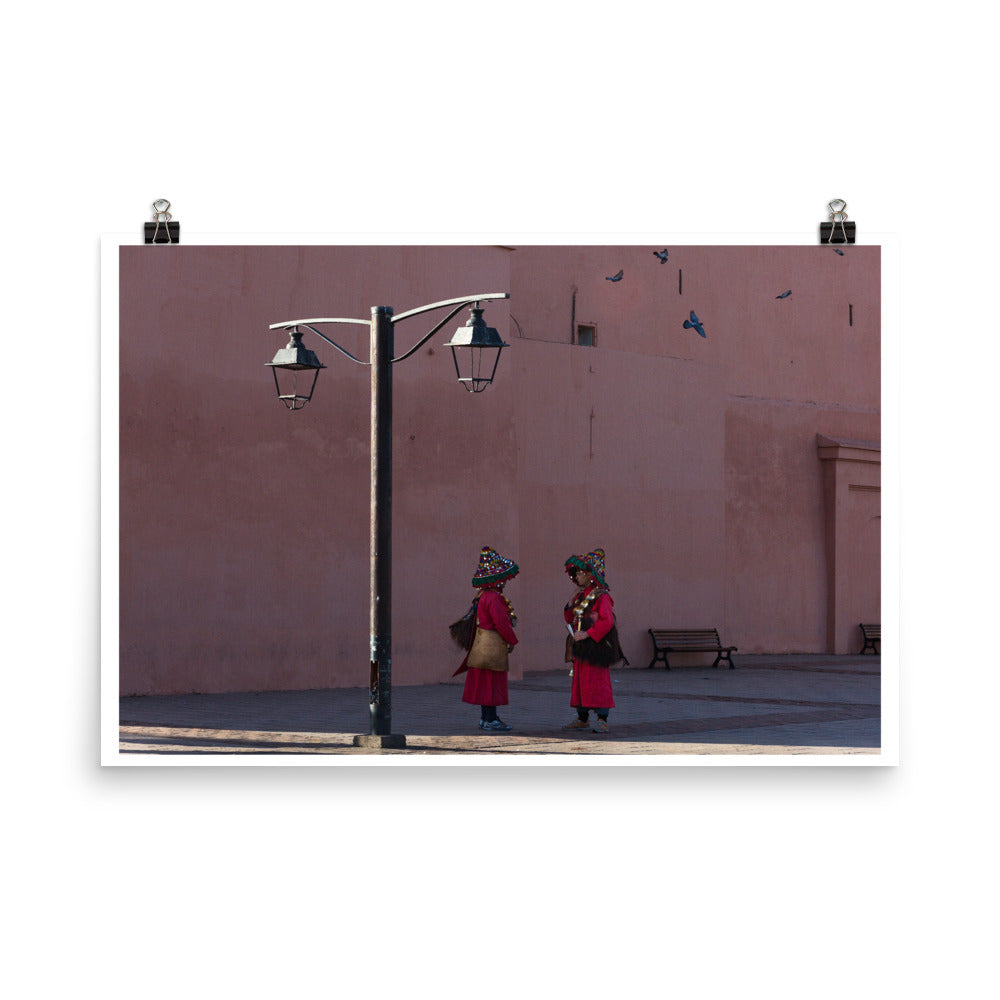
[565,548,607,588]
[472,545,519,588]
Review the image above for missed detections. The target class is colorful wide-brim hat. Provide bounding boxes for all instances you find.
[472,545,519,588]
[565,548,607,589]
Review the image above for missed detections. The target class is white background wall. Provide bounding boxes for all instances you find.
[4,3,990,999]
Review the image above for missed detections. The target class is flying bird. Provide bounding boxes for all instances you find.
[776,290,792,299]
[683,310,706,337]
[606,269,624,282]
[653,249,669,263]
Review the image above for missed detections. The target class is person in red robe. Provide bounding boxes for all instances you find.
[450,546,519,731]
[563,548,620,734]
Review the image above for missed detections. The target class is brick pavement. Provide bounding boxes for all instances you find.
[117,654,882,758]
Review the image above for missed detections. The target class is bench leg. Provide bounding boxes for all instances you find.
[648,651,671,669]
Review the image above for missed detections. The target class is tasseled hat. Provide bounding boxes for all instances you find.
[472,545,519,588]
[564,548,608,589]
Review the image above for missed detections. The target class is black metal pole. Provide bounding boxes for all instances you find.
[369,306,393,736]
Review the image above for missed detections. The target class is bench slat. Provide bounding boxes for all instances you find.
[650,631,721,640]
[657,640,726,648]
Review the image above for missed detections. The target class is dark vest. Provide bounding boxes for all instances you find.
[567,589,623,667]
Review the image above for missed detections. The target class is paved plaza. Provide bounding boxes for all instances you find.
[117,654,883,758]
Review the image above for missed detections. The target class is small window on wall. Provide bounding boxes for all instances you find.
[576,323,596,347]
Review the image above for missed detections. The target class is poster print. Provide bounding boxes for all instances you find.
[105,240,887,763]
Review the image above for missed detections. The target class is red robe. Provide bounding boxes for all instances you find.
[460,588,517,706]
[565,587,616,710]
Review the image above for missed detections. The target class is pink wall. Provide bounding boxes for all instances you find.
[119,244,879,695]
[507,245,880,665]
[817,435,882,653]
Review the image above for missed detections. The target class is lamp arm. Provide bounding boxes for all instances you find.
[389,303,468,364]
[268,292,509,366]
[269,319,370,366]
[389,292,509,365]
[391,291,509,324]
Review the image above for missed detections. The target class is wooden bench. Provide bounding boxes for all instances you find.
[647,629,737,670]
[859,623,880,655]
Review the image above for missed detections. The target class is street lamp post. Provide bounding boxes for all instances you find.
[267,292,510,749]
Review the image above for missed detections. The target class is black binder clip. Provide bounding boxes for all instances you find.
[144,199,179,244]
[819,199,855,245]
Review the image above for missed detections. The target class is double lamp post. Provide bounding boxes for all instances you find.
[267,290,509,748]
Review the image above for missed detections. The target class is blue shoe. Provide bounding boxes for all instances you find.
[485,718,512,731]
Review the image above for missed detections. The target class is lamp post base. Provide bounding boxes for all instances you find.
[352,734,407,750]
